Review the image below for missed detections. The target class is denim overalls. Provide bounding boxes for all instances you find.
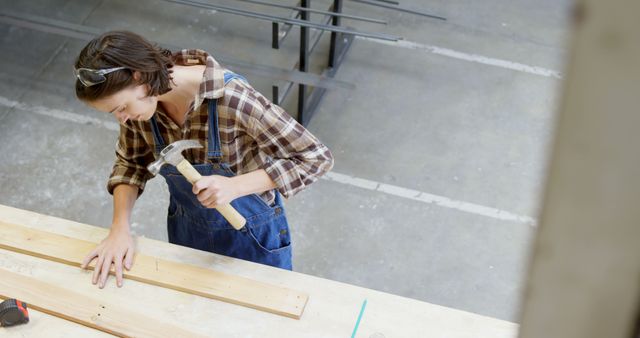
[149,72,293,270]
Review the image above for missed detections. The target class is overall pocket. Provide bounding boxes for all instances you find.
[245,208,291,253]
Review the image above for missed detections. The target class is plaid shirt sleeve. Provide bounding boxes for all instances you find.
[107,122,155,196]
[229,85,334,199]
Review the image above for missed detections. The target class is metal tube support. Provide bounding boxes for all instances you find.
[272,22,279,49]
[272,85,279,105]
[302,30,354,126]
[308,10,333,55]
[275,10,332,105]
[297,0,310,123]
[328,0,343,68]
[272,1,353,124]
[273,3,303,50]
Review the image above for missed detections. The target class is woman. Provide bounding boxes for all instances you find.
[75,31,334,289]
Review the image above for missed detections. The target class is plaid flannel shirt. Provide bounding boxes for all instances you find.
[107,49,334,205]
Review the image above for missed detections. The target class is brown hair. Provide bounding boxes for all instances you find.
[74,30,174,102]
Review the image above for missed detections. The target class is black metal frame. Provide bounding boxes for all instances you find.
[303,1,354,126]
[270,0,355,125]
[267,0,445,125]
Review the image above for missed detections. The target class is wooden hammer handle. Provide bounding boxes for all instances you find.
[176,159,247,230]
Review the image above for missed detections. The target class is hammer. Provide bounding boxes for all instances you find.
[147,140,247,230]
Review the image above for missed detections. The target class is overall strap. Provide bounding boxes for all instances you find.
[207,98,223,160]
[149,115,166,156]
[207,71,249,161]
[223,72,248,84]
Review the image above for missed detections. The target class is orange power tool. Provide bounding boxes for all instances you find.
[0,299,29,327]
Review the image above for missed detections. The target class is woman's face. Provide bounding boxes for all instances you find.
[88,84,158,124]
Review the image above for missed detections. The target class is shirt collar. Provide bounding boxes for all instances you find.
[172,49,226,112]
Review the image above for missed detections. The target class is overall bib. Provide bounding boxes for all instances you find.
[149,72,293,270]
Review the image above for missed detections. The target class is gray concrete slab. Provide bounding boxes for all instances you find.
[0,0,572,323]
[0,95,172,240]
[0,0,102,21]
[311,38,560,218]
[341,0,571,70]
[0,0,103,116]
[0,106,116,223]
[286,178,535,321]
[0,25,67,117]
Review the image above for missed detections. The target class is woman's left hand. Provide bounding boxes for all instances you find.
[192,175,239,208]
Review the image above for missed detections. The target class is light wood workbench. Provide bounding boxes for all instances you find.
[0,204,518,337]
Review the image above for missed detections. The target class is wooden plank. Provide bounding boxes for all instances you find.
[0,268,208,338]
[0,221,308,319]
[0,305,116,338]
[0,205,519,337]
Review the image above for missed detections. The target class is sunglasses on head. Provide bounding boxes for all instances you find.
[74,66,126,87]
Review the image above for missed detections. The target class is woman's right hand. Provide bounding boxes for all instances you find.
[80,225,136,289]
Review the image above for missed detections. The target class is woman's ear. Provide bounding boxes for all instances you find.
[132,70,142,82]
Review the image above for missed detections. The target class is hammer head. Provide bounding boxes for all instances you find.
[147,140,203,176]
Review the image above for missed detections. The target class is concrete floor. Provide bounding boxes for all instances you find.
[0,0,572,322]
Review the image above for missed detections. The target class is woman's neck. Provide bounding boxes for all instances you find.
[158,64,205,126]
